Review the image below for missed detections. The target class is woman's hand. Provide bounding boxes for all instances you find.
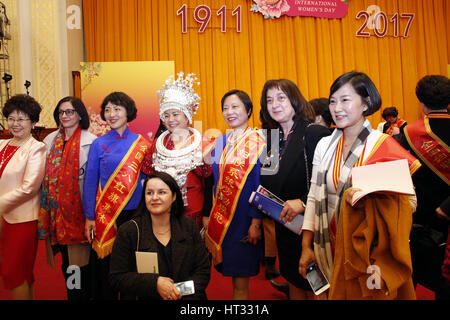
[202,216,210,230]
[280,199,305,223]
[85,219,96,244]
[247,219,262,245]
[299,246,316,279]
[345,188,364,208]
[436,207,450,221]
[157,276,182,300]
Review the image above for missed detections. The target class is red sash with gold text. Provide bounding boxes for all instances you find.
[404,113,450,185]
[205,129,265,265]
[93,135,150,258]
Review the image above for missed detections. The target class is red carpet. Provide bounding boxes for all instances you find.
[0,240,436,300]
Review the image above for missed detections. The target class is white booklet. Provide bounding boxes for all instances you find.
[135,251,159,274]
[350,159,415,206]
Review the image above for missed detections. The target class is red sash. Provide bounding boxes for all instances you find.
[93,135,150,258]
[363,133,421,174]
[404,114,450,185]
[385,118,406,136]
[332,133,367,190]
[205,129,265,265]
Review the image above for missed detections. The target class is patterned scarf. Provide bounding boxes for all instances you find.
[38,126,85,245]
[313,119,372,281]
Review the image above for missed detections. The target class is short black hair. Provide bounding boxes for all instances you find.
[136,171,185,218]
[53,96,90,129]
[309,98,333,127]
[329,71,382,116]
[100,92,137,122]
[381,106,399,120]
[415,75,450,110]
[221,89,253,118]
[2,94,42,123]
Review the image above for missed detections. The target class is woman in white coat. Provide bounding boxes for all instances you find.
[38,96,97,300]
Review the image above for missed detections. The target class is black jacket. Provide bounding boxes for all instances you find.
[260,121,331,202]
[109,213,211,300]
[403,114,450,234]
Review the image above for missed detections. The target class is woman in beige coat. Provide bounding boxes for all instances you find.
[0,94,46,299]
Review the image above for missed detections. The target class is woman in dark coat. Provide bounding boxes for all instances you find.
[109,172,210,300]
[259,79,330,299]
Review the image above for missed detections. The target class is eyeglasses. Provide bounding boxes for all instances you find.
[7,117,30,124]
[58,109,77,116]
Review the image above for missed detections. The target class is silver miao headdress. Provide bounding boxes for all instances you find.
[158,72,200,124]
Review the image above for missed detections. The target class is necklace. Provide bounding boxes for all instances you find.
[154,228,170,235]
[0,143,18,168]
[1,136,31,169]
[153,128,203,206]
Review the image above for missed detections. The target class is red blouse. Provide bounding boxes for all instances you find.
[0,144,20,178]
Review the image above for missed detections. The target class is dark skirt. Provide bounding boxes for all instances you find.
[214,209,262,278]
[275,222,311,290]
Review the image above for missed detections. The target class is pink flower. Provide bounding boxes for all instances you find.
[254,0,290,18]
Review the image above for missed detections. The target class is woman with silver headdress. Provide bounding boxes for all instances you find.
[141,73,214,230]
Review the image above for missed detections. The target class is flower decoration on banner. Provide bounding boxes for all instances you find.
[251,0,351,19]
[87,107,110,137]
[81,62,102,91]
[251,0,291,19]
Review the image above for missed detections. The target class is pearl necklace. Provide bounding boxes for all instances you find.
[153,128,203,205]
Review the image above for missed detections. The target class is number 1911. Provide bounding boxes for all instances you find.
[177,4,242,33]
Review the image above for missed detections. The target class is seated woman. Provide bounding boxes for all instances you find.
[299,71,421,300]
[109,172,211,300]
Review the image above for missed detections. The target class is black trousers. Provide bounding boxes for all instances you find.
[89,209,135,300]
[57,244,92,300]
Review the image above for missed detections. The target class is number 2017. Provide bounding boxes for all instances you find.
[356,11,415,38]
[177,4,242,33]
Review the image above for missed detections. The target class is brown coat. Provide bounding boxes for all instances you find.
[329,191,416,300]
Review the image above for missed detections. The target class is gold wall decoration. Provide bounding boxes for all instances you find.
[1,0,18,102]
[30,0,66,128]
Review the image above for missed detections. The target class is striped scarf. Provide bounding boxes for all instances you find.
[313,119,372,281]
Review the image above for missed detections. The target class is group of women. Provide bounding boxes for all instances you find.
[0,70,421,300]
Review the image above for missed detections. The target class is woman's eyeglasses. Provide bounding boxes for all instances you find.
[59,109,76,116]
[7,117,30,124]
